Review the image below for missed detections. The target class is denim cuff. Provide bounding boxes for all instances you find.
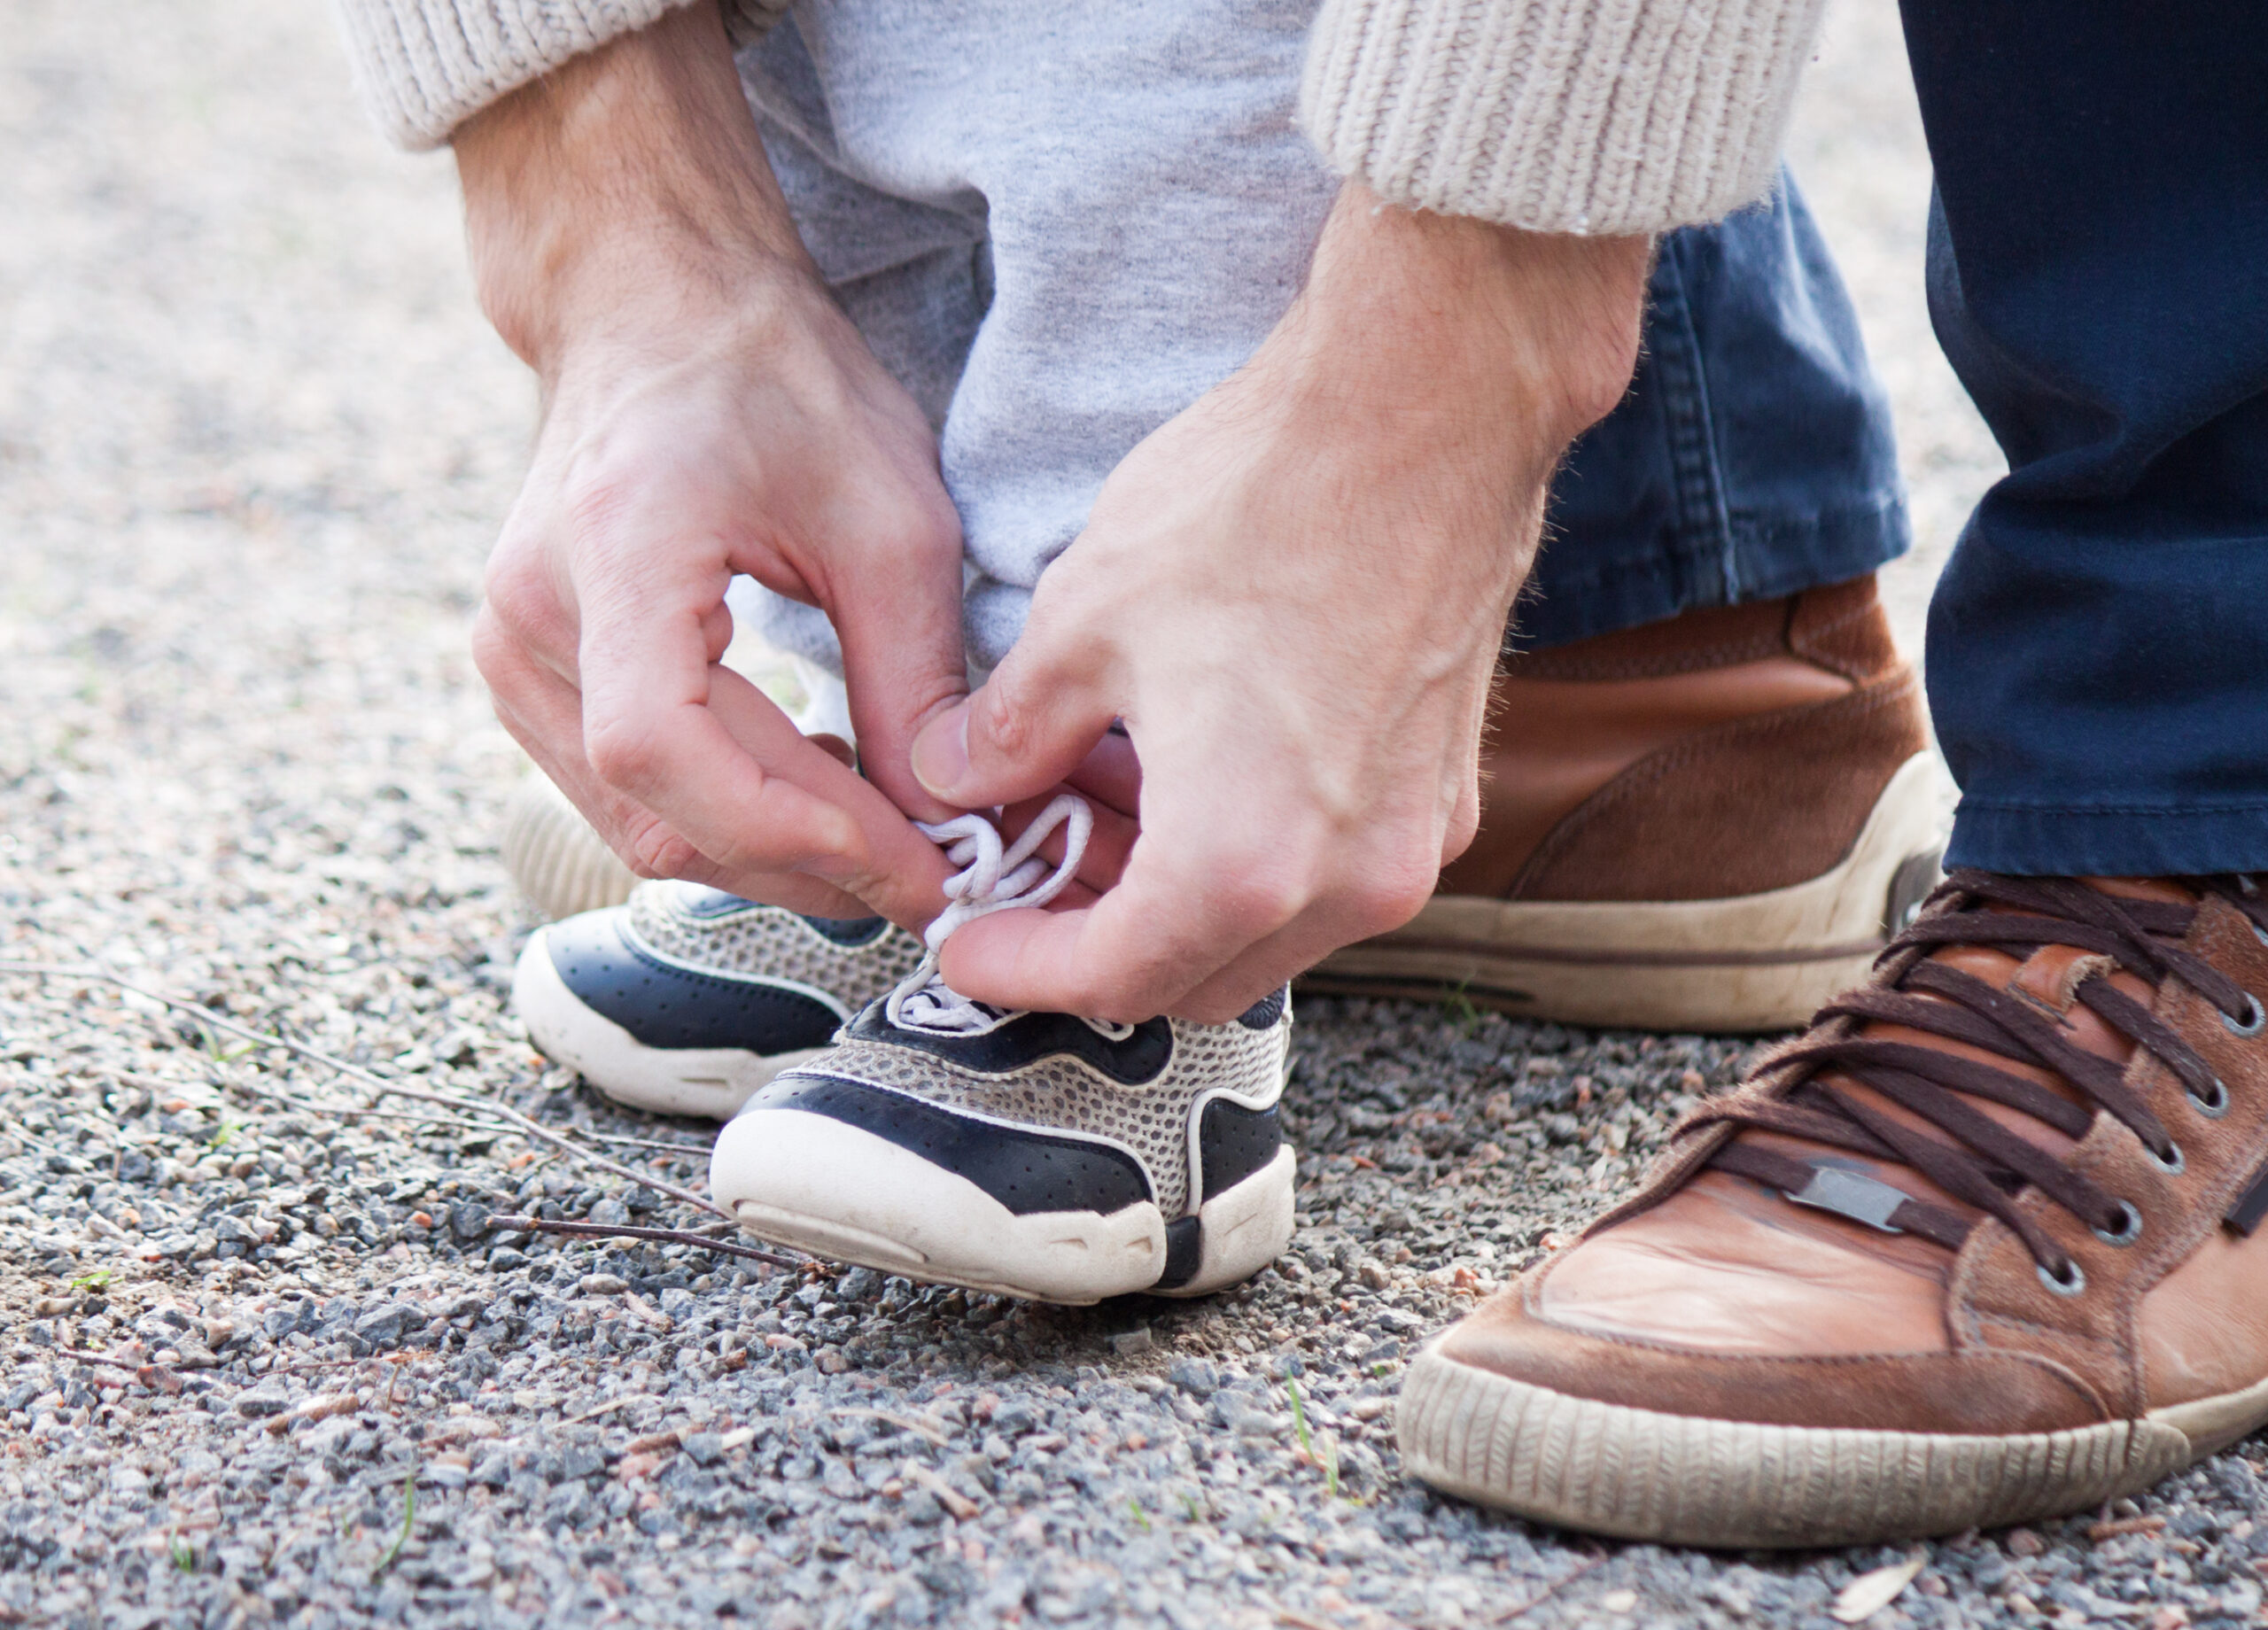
[1946,801,2268,878]
[1511,172,1910,654]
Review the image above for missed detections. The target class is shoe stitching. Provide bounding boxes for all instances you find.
[1506,632,1786,682]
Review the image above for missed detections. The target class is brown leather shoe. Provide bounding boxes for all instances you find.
[1399,872,2268,1545]
[1307,574,1948,1031]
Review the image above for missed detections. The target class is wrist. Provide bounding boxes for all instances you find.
[1277,182,1651,449]
[453,5,811,375]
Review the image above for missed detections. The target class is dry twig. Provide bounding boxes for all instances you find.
[487,1213,798,1268]
[1489,1546,1610,1624]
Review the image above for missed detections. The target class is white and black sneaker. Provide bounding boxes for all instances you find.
[512,882,926,1121]
[709,797,1298,1304]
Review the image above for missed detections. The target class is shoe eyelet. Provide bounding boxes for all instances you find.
[2038,1259,2087,1298]
[2227,993,2267,1038]
[2093,1201,2144,1247]
[2190,1076,2232,1118]
[2147,1140,2186,1176]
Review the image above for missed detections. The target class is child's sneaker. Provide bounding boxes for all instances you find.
[512,882,925,1121]
[708,797,1298,1303]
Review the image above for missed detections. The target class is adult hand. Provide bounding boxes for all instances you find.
[911,184,1650,1021]
[457,6,960,925]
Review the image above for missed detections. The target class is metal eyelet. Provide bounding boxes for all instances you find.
[2147,1140,2186,1176]
[2038,1259,2087,1298]
[2093,1201,2144,1247]
[2225,993,2267,1038]
[2189,1076,2232,1117]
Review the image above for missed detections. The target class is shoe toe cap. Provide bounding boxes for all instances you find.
[1428,1253,2109,1437]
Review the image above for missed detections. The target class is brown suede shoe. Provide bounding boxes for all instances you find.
[1399,872,2268,1546]
[1308,575,1948,1031]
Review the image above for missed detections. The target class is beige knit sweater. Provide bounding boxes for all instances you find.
[330,0,1825,237]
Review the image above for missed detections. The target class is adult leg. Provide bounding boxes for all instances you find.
[1907,3,2268,873]
[1400,2,2268,1548]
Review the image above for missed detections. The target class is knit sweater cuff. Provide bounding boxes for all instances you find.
[332,0,789,150]
[1298,0,1829,236]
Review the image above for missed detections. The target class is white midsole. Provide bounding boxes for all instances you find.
[512,931,827,1122]
[711,1107,1295,1304]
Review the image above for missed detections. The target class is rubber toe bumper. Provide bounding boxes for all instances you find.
[710,1090,1296,1304]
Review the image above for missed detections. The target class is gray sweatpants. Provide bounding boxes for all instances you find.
[732,0,1333,675]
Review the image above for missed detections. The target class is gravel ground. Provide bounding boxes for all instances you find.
[5,3,2264,1628]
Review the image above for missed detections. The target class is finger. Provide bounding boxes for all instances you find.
[1066,726,1143,819]
[476,602,686,873]
[939,762,1440,1019]
[910,626,1119,812]
[572,541,875,872]
[480,626,878,918]
[936,820,1293,1020]
[989,730,1146,895]
[703,666,957,928]
[1170,920,1357,1022]
[824,499,968,825]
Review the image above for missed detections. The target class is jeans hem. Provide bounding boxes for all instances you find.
[1513,498,1910,652]
[1946,802,2268,876]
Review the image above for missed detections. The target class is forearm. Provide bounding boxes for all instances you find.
[452,4,807,376]
[1278,182,1651,465]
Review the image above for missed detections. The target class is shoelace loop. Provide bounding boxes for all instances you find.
[1694,871,2268,1287]
[882,794,1112,1036]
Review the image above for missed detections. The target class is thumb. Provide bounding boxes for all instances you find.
[911,635,1118,811]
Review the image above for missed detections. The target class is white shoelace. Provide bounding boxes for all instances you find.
[881,793,1099,1036]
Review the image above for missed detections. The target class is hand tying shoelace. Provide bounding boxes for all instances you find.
[882,792,1118,1036]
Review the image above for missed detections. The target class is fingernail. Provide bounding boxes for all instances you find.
[911,702,971,800]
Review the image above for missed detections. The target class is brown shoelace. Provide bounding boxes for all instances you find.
[1696,872,2268,1292]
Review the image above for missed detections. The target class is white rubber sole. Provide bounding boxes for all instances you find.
[1397,1343,2268,1548]
[512,932,826,1122]
[710,1108,1296,1304]
[1306,752,1952,1033]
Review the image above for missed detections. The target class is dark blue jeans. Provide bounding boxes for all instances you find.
[1523,173,1908,651]
[1905,2,2268,875]
[1537,11,2268,876]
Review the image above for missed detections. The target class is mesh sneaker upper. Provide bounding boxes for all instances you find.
[625,881,925,1015]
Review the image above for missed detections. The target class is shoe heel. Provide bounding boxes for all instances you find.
[1150,1145,1296,1299]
